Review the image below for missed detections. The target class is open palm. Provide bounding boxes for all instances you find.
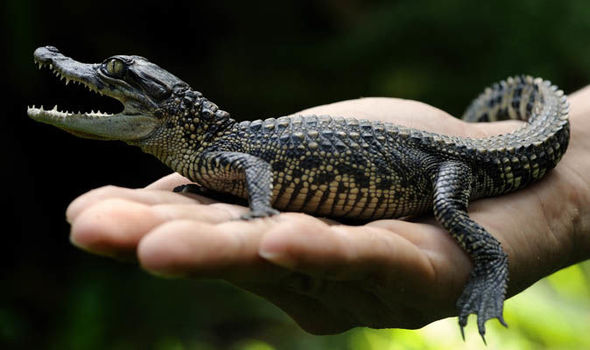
[65,92,590,335]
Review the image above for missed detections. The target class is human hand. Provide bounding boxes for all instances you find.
[65,89,590,334]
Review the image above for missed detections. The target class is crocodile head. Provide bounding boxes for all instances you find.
[27,46,190,141]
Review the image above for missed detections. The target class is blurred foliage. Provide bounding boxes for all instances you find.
[2,261,589,349]
[2,0,590,349]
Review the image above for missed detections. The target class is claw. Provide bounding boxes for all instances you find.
[240,208,280,220]
[456,253,509,343]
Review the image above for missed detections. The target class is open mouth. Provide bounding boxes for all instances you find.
[27,56,121,124]
[27,46,161,141]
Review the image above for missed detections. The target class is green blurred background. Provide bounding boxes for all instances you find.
[2,0,590,349]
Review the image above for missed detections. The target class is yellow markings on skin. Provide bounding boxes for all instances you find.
[373,200,387,218]
[274,182,297,209]
[328,181,339,192]
[332,198,348,216]
[318,191,337,214]
[302,190,324,213]
[363,196,380,212]
[347,194,367,217]
[508,103,519,119]
[272,183,282,195]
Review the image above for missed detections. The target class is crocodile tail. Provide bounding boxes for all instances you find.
[462,75,543,123]
[457,75,569,173]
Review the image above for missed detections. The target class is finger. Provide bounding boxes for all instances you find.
[257,217,439,288]
[70,198,163,259]
[66,185,212,223]
[367,219,472,291]
[138,218,273,279]
[145,173,191,190]
[137,213,324,280]
[70,198,247,258]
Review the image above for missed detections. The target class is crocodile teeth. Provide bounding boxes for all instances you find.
[32,58,116,115]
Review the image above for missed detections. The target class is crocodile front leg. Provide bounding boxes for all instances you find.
[196,151,279,220]
[432,161,509,343]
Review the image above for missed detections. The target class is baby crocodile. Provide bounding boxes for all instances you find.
[27,46,570,341]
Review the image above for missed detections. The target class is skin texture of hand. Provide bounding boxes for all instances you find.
[66,87,590,335]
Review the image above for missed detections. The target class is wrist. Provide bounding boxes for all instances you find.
[561,86,590,263]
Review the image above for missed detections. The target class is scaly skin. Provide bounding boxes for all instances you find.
[27,46,569,342]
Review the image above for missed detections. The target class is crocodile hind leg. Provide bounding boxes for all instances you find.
[432,161,509,343]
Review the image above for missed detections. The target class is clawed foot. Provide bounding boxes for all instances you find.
[240,208,280,220]
[457,254,509,343]
[173,184,207,195]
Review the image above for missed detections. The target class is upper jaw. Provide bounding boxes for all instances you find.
[27,46,160,141]
[32,46,107,96]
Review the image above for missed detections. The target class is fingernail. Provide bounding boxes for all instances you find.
[259,232,296,269]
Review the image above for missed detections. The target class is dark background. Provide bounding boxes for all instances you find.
[2,0,590,349]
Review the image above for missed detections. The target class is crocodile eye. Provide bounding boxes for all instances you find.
[105,58,125,77]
